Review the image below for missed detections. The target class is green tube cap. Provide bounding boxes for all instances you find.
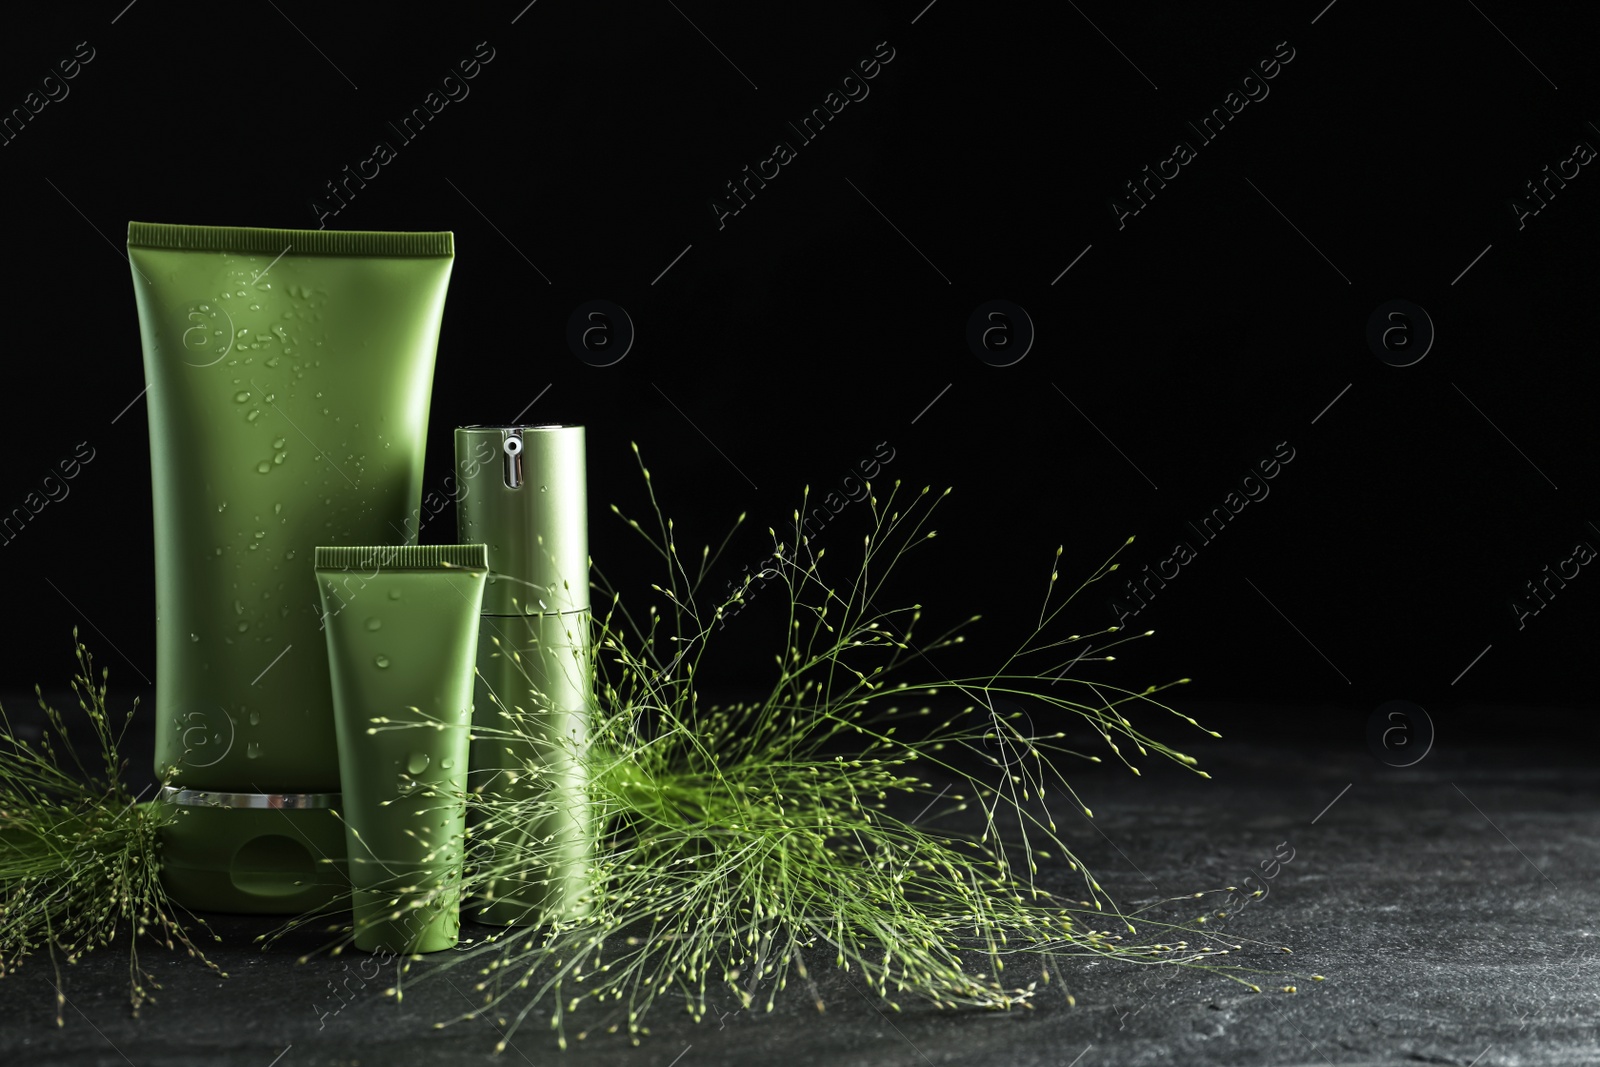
[456,425,589,617]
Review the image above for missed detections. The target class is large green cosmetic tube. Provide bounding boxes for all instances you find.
[455,425,594,926]
[127,223,454,913]
[315,544,488,954]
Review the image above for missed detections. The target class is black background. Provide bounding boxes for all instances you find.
[1,1,1596,744]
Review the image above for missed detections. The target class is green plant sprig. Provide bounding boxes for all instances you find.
[0,633,221,1023]
[395,448,1276,1051]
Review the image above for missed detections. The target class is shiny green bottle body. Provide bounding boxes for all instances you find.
[316,544,488,953]
[456,425,594,925]
[128,223,454,913]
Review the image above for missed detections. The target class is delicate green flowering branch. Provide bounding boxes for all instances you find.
[0,633,220,1023]
[409,447,1263,1051]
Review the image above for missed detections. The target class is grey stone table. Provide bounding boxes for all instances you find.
[2,700,1595,1066]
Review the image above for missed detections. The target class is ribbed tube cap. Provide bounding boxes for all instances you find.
[455,425,588,616]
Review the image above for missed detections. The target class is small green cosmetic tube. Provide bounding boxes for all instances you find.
[315,544,488,954]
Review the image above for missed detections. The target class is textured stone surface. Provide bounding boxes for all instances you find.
[2,704,1596,1066]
